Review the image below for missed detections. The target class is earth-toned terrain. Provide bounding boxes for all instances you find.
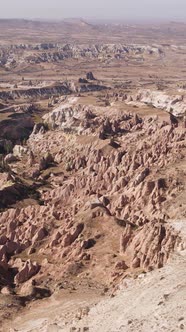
[0,18,186,332]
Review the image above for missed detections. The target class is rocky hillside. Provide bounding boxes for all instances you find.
[0,97,185,306]
[0,43,164,70]
[105,90,186,118]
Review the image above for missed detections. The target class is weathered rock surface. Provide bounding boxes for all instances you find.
[14,260,40,284]
[0,102,185,292]
[0,43,164,70]
[13,145,28,158]
[127,89,186,117]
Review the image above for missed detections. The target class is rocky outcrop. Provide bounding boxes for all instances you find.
[127,89,186,117]
[4,154,17,163]
[43,102,139,137]
[120,222,182,270]
[63,223,84,247]
[0,43,163,69]
[13,145,28,158]
[0,102,185,291]
[0,84,71,101]
[31,123,46,136]
[14,260,40,284]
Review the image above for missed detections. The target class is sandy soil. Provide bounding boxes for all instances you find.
[6,248,186,332]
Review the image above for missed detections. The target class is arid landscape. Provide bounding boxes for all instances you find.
[0,18,186,332]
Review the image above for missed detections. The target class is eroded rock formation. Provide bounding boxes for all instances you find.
[0,101,185,293]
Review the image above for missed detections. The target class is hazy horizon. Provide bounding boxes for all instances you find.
[0,0,186,22]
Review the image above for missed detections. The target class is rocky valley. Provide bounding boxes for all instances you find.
[0,18,185,332]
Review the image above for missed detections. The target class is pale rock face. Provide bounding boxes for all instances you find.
[127,89,186,117]
[0,172,13,189]
[107,89,186,118]
[43,104,90,132]
[120,222,181,270]
[13,145,28,158]
[18,279,35,297]
[31,123,46,136]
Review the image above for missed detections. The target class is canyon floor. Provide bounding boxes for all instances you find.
[0,19,186,332]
